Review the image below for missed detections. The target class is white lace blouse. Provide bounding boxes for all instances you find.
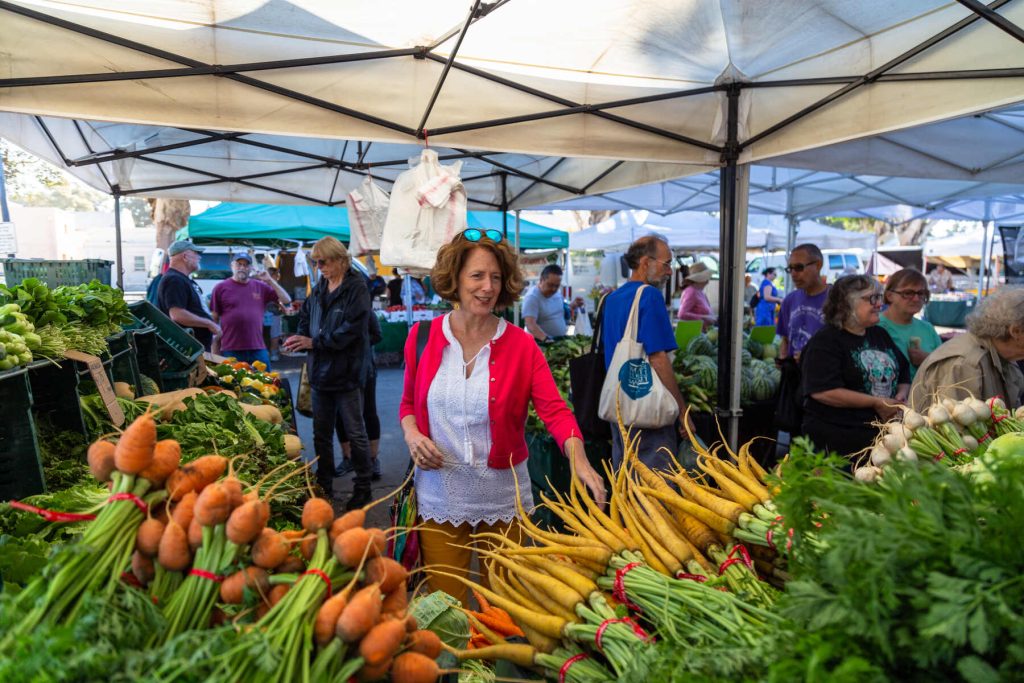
[416,314,534,527]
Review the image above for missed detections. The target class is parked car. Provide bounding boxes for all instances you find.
[746,250,864,283]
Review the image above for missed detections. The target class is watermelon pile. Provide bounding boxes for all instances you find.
[672,327,782,413]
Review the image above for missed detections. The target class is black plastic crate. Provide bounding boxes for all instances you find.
[0,366,45,500]
[27,359,89,439]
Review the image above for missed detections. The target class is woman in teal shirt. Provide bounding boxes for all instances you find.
[877,268,942,379]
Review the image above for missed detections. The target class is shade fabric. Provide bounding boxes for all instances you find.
[180,202,568,248]
[1,1,1023,208]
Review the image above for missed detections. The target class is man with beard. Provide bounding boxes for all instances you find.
[211,253,291,367]
[600,235,693,470]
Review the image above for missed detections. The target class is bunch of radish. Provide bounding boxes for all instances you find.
[1,412,177,650]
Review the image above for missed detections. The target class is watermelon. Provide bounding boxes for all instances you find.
[762,344,778,360]
[744,337,764,359]
[706,327,719,344]
[686,334,715,357]
[741,348,753,366]
[689,355,718,393]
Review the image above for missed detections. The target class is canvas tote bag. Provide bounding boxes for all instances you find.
[598,285,679,429]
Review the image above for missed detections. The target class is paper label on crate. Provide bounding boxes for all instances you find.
[65,350,125,427]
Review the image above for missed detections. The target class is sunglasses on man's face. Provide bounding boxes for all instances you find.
[785,260,820,274]
[462,228,504,243]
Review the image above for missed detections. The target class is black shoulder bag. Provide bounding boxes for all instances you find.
[569,297,611,441]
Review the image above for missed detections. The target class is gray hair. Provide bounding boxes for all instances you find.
[823,274,880,328]
[967,287,1024,340]
[624,234,668,270]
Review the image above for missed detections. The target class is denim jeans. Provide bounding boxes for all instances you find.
[336,368,380,452]
[609,421,679,473]
[220,348,271,369]
[312,387,371,497]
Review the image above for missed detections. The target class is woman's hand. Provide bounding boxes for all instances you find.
[405,428,446,470]
[282,335,313,352]
[564,438,607,508]
[873,396,902,421]
[908,345,929,367]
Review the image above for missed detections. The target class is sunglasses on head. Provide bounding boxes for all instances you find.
[461,228,504,243]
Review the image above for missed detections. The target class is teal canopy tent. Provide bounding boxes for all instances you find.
[180,203,567,249]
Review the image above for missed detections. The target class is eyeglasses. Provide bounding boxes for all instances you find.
[785,260,820,274]
[892,289,930,301]
[462,228,504,243]
[860,293,884,305]
[313,259,331,267]
[652,257,673,269]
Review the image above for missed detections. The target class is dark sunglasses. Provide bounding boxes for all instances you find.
[892,289,930,301]
[785,260,820,274]
[313,258,331,267]
[462,228,504,243]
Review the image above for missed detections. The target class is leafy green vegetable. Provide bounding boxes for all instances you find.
[410,590,469,649]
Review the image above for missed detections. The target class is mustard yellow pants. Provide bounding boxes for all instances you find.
[418,517,521,607]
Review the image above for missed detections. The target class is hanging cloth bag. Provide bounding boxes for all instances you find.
[347,176,390,257]
[598,285,679,429]
[380,149,467,271]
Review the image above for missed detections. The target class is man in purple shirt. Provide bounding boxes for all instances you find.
[211,254,291,367]
[777,243,829,362]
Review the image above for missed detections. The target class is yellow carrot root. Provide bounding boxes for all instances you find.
[475,549,584,612]
[638,486,735,538]
[671,470,746,523]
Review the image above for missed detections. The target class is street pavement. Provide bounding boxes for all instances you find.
[274,354,410,528]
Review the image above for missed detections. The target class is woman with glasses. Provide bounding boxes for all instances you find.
[799,275,910,459]
[911,286,1024,410]
[283,237,374,510]
[400,228,607,606]
[877,268,942,380]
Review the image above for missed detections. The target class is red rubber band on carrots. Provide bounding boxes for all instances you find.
[979,431,992,443]
[120,571,142,588]
[595,617,652,651]
[558,653,589,683]
[953,448,968,456]
[107,492,148,515]
[717,545,754,575]
[8,500,97,522]
[675,572,708,583]
[934,451,946,462]
[190,568,225,582]
[302,569,332,597]
[765,528,774,550]
[612,562,642,611]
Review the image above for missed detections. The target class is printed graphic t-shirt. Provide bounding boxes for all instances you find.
[801,325,910,430]
[777,287,829,356]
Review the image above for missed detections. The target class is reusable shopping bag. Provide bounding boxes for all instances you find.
[346,176,390,257]
[598,285,679,428]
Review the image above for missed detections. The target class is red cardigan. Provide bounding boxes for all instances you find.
[399,316,582,468]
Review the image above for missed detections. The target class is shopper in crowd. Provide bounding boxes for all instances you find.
[677,262,717,330]
[387,268,404,307]
[800,275,910,459]
[523,264,568,342]
[262,267,286,362]
[157,240,220,351]
[743,274,757,318]
[402,276,427,305]
[336,312,383,481]
[911,286,1024,410]
[755,267,784,327]
[877,268,942,381]
[400,228,606,605]
[366,270,388,301]
[284,237,373,509]
[928,263,955,293]
[601,235,693,469]
[778,244,829,361]
[211,254,291,367]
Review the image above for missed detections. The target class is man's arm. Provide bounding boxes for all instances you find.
[170,306,218,333]
[258,273,291,305]
[778,337,790,360]
[524,316,548,341]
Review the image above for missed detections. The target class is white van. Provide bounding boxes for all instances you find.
[746,250,864,283]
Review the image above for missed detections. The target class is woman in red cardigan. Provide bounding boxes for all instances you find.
[400,229,606,604]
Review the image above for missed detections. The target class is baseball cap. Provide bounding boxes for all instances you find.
[167,240,206,256]
[232,253,253,264]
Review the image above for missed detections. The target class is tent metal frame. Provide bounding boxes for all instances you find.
[2,0,1023,444]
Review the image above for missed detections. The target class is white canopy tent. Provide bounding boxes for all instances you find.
[3,0,1024,443]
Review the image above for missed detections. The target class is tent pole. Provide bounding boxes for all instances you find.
[716,85,746,449]
[514,210,521,327]
[113,189,124,290]
[784,187,796,293]
[500,173,509,239]
[980,200,992,297]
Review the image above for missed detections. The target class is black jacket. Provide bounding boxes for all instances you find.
[297,269,372,392]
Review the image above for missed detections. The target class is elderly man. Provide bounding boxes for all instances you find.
[523,264,568,342]
[211,253,291,367]
[600,235,692,470]
[157,240,220,350]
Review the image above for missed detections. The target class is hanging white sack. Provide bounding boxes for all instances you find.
[598,285,679,428]
[347,176,390,257]
[380,148,467,271]
[574,308,593,336]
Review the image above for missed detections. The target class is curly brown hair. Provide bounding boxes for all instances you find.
[823,274,880,328]
[430,234,524,311]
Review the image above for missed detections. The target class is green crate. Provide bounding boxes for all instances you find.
[27,359,88,439]
[128,300,203,371]
[106,331,141,392]
[160,360,202,391]
[0,366,45,500]
[0,259,112,288]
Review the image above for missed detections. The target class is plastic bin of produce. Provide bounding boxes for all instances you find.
[0,258,113,288]
[27,359,89,439]
[128,300,203,371]
[160,360,204,391]
[0,365,46,499]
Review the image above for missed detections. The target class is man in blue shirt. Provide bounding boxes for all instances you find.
[601,235,692,470]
